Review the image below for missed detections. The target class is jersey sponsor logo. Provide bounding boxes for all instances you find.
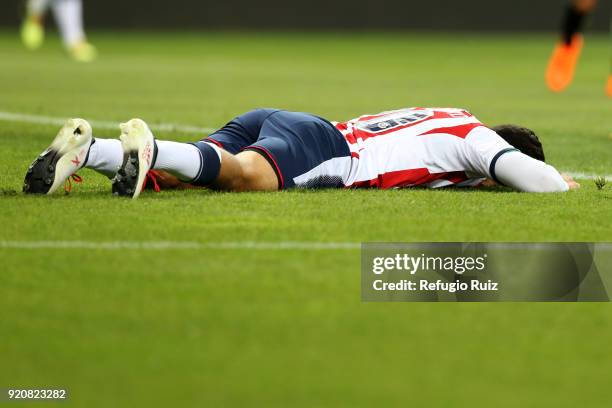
[355,109,433,134]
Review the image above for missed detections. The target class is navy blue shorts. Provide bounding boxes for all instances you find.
[204,109,351,189]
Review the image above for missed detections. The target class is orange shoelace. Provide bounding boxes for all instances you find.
[144,170,161,192]
[63,174,83,193]
[62,171,162,194]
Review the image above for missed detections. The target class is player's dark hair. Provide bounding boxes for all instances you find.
[491,124,545,162]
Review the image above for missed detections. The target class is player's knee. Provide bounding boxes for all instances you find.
[236,167,262,191]
[233,151,279,191]
[234,162,267,191]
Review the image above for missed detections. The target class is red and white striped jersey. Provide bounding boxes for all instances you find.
[332,107,514,189]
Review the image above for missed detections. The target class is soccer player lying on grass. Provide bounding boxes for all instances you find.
[23,107,579,197]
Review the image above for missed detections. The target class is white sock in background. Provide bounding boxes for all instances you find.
[27,0,51,16]
[50,0,85,47]
[86,138,123,177]
[154,141,203,182]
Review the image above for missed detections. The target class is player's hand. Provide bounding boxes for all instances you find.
[477,178,498,188]
[561,173,580,190]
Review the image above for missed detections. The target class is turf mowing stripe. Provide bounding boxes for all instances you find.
[0,241,361,250]
[0,111,216,135]
[1,111,610,181]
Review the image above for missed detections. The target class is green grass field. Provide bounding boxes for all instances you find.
[1,31,611,407]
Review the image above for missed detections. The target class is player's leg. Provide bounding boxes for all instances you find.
[85,138,123,177]
[152,140,277,191]
[142,108,283,192]
[23,119,127,194]
[21,0,51,50]
[211,150,279,192]
[154,110,352,192]
[23,110,350,196]
[111,119,278,198]
[607,18,611,97]
[239,110,352,190]
[22,113,280,196]
[561,0,597,45]
[50,0,97,62]
[111,110,351,198]
[131,108,280,190]
[545,0,598,92]
[204,108,280,154]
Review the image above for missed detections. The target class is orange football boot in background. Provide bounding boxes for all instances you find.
[606,74,612,97]
[545,34,584,92]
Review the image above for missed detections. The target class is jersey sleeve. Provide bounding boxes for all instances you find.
[493,151,569,192]
[464,126,516,179]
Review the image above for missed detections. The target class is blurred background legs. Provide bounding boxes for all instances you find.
[21,0,48,50]
[545,0,598,93]
[606,18,612,98]
[21,0,97,62]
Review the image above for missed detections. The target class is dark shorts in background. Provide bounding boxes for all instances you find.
[205,109,351,189]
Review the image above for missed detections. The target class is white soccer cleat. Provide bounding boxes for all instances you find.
[68,40,98,63]
[112,119,157,200]
[21,17,45,50]
[23,119,93,194]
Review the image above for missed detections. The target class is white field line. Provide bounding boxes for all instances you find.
[0,110,609,180]
[565,172,612,181]
[0,240,361,251]
[0,110,216,135]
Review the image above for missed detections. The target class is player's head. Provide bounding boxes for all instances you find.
[491,125,545,162]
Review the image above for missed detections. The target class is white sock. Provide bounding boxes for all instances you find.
[50,0,85,47]
[154,141,203,182]
[85,138,123,177]
[27,0,51,16]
